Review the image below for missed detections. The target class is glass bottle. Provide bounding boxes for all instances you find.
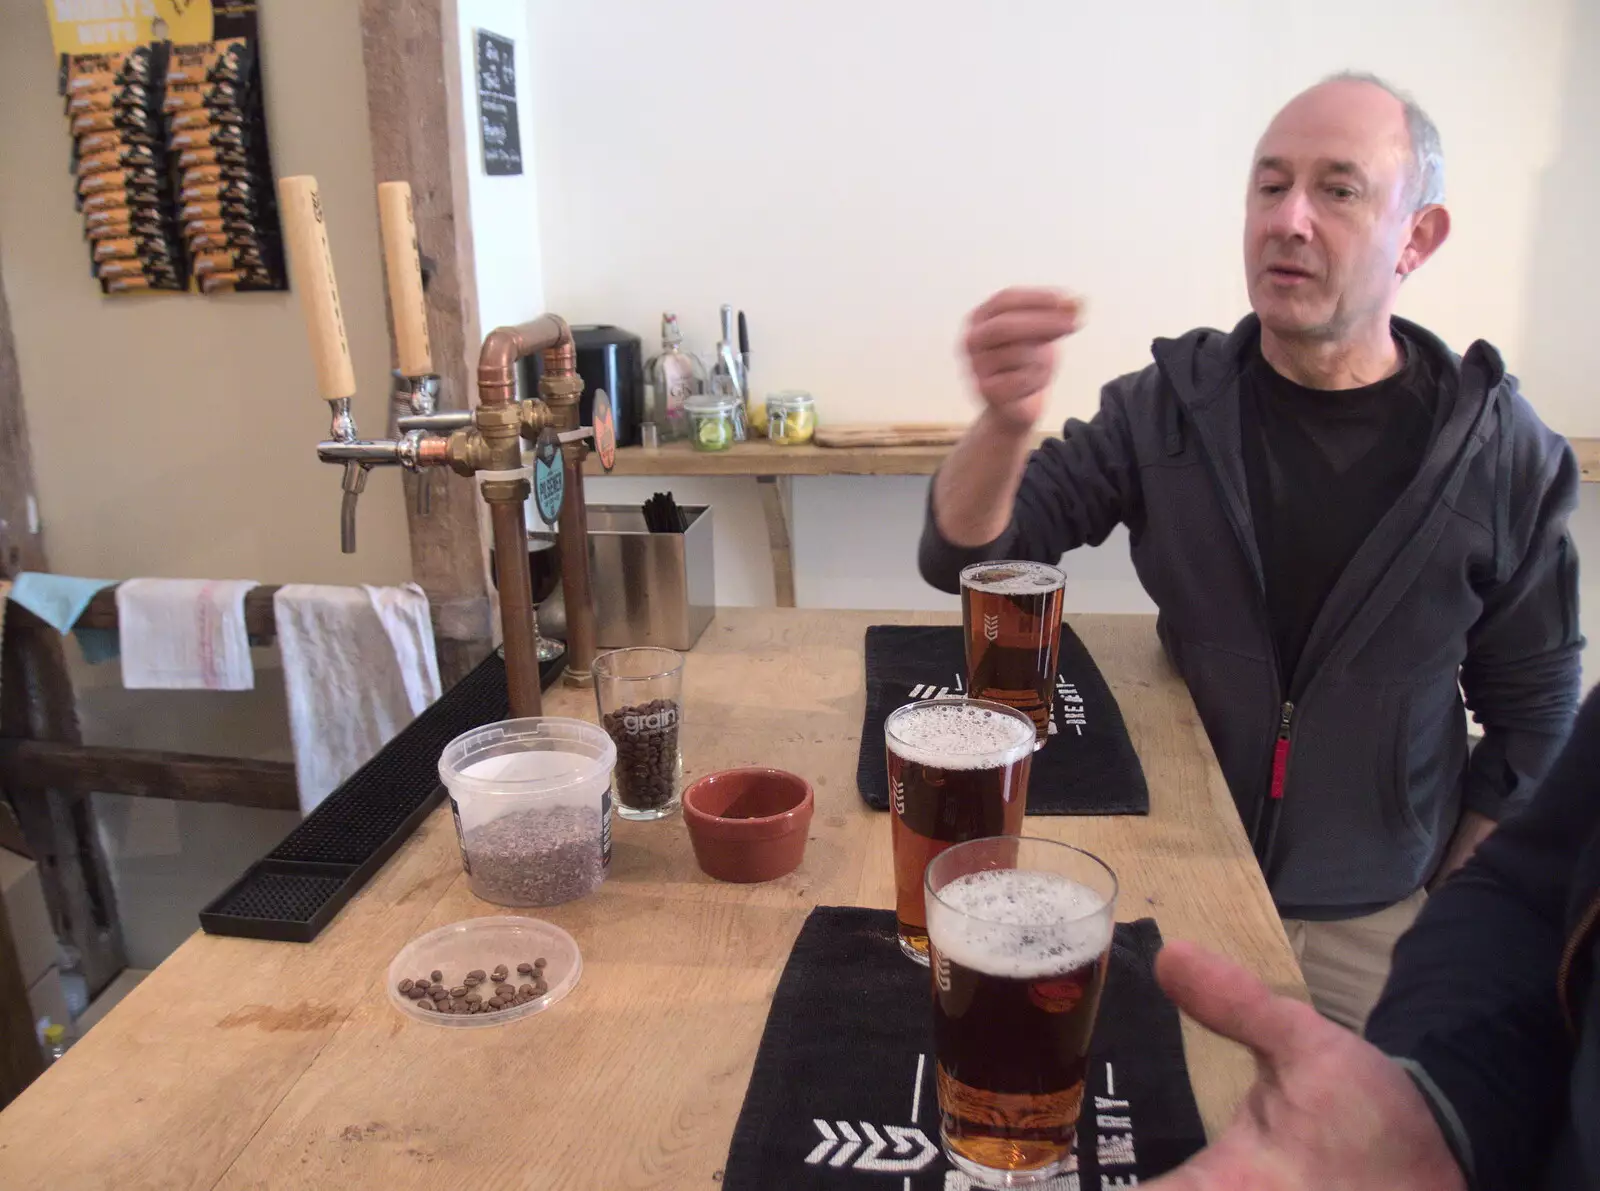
[645,313,706,443]
[43,1021,70,1063]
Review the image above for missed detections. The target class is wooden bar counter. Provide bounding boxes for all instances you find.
[0,609,1303,1189]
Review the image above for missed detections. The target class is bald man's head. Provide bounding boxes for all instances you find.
[1243,74,1451,345]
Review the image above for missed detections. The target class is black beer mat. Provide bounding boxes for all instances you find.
[857,625,1149,816]
[723,908,1204,1190]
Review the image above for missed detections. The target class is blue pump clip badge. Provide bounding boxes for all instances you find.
[533,427,564,524]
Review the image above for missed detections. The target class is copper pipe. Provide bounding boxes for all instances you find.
[557,450,597,685]
[415,436,452,467]
[535,340,598,687]
[477,315,571,407]
[489,496,542,718]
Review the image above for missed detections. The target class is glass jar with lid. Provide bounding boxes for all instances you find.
[686,393,740,452]
[765,391,817,445]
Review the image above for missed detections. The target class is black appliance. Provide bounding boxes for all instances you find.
[521,324,644,447]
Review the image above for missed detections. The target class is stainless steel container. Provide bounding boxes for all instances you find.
[586,504,715,650]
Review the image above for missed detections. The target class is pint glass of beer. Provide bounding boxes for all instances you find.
[960,561,1067,748]
[925,836,1117,1186]
[885,699,1035,965]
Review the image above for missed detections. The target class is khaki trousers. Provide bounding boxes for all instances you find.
[1282,888,1428,1032]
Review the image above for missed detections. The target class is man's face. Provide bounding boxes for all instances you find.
[1244,81,1420,342]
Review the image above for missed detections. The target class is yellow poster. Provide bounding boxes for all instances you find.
[44,0,215,56]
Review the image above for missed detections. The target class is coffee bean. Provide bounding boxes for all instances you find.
[492,964,508,978]
[487,996,503,1009]
[465,993,481,1006]
[534,957,548,970]
[431,987,449,1001]
[517,962,534,975]
[451,986,468,998]
[463,976,481,988]
[519,983,535,996]
[414,978,430,993]
[407,986,426,1000]
[417,999,434,1012]
[430,969,443,983]
[467,969,486,981]
[397,978,413,994]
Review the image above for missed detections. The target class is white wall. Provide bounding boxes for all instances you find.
[457,0,547,335]
[525,0,1592,434]
[545,0,1599,687]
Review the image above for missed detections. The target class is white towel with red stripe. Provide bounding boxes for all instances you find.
[116,578,260,690]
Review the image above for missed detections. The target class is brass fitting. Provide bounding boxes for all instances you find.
[444,428,488,476]
[479,477,531,504]
[519,399,555,440]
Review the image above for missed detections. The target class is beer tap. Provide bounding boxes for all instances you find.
[377,181,441,518]
[278,174,615,718]
[279,176,439,554]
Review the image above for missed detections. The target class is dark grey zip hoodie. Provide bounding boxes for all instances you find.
[920,314,1582,918]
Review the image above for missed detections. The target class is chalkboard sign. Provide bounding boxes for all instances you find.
[474,30,522,176]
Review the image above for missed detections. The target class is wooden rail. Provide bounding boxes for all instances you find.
[0,740,298,813]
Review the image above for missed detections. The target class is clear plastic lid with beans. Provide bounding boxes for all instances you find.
[686,393,740,452]
[765,391,816,445]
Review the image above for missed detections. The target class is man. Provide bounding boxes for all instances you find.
[919,73,1581,1028]
[1144,680,1600,1191]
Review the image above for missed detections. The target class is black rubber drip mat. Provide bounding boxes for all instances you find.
[199,650,563,942]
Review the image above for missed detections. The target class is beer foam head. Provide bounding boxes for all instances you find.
[961,560,1065,595]
[928,869,1112,980]
[886,700,1035,770]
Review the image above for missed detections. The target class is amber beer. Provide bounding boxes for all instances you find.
[885,699,1035,964]
[960,561,1067,747]
[925,838,1117,1185]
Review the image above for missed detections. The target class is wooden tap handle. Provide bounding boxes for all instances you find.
[277,175,357,402]
[377,180,433,377]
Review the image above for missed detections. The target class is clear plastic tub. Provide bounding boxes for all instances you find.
[387,915,580,1028]
[438,718,616,907]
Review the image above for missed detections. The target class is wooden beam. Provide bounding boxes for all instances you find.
[72,584,490,645]
[0,257,127,998]
[0,741,299,814]
[359,0,495,687]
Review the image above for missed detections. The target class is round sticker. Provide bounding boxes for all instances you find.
[533,428,564,524]
[592,387,617,472]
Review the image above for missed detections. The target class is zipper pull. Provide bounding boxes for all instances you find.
[1269,701,1294,801]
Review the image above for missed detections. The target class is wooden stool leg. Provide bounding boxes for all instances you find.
[757,476,796,608]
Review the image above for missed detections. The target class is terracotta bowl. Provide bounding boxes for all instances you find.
[682,767,814,883]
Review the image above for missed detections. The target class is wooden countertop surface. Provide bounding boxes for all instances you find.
[0,609,1303,1189]
[587,432,1600,480]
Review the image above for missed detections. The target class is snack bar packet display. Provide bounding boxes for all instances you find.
[163,28,285,292]
[48,0,282,295]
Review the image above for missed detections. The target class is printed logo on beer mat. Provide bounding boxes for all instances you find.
[857,625,1149,816]
[722,908,1204,1190]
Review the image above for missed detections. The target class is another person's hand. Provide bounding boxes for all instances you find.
[1144,942,1466,1191]
[963,288,1083,432]
[1430,809,1496,888]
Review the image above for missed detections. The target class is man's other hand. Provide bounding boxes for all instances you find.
[963,288,1083,432]
[1143,942,1466,1191]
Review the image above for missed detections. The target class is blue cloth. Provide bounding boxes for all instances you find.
[7,572,119,663]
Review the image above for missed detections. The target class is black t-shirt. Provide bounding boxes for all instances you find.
[1240,333,1441,687]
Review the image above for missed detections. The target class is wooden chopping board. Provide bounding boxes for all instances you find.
[812,423,967,448]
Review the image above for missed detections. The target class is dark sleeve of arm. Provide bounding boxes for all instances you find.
[1458,434,1583,819]
[1365,688,1598,1191]
[918,375,1143,593]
